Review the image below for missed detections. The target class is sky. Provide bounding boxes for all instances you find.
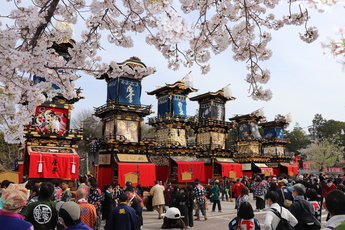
[2,1,345,133]
[72,3,345,133]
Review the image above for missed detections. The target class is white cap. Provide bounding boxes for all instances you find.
[298,175,304,179]
[161,207,184,219]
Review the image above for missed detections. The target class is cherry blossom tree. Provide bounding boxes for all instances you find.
[0,0,343,143]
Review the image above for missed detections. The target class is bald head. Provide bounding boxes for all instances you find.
[76,188,86,199]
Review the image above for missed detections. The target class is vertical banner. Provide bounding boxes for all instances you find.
[107,77,142,104]
[158,95,169,116]
[172,94,186,116]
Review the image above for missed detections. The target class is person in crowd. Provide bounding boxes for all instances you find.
[33,179,42,188]
[165,182,174,208]
[22,182,58,230]
[311,178,323,207]
[295,175,311,189]
[276,179,293,209]
[186,185,195,229]
[323,189,345,229]
[264,191,297,230]
[105,193,138,230]
[51,179,62,202]
[88,180,103,230]
[323,179,337,200]
[102,184,114,221]
[233,178,245,209]
[269,177,278,191]
[193,178,207,221]
[176,187,189,227]
[113,183,123,202]
[251,176,267,212]
[236,186,250,213]
[305,188,322,222]
[78,176,90,198]
[61,180,72,202]
[171,186,180,208]
[229,201,260,230]
[0,180,12,197]
[0,180,13,209]
[56,201,92,230]
[75,188,97,229]
[221,176,230,201]
[289,183,319,230]
[150,180,165,219]
[212,179,222,212]
[136,184,144,201]
[161,207,187,230]
[26,185,40,205]
[125,186,143,230]
[241,175,250,188]
[0,182,33,230]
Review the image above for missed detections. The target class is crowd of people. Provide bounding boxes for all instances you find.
[1,172,345,230]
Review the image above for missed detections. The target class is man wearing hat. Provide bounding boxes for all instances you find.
[56,201,92,230]
[276,178,293,208]
[105,193,138,230]
[0,182,33,230]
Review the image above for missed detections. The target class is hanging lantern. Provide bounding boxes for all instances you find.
[223,85,232,99]
[286,113,292,123]
[184,72,194,88]
[71,155,76,174]
[38,154,43,173]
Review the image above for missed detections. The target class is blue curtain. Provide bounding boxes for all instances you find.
[172,94,186,116]
[107,77,142,104]
[158,95,169,116]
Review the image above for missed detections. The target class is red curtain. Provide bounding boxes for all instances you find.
[175,161,205,182]
[97,167,113,190]
[117,163,156,187]
[291,166,299,175]
[29,152,79,179]
[219,163,243,178]
[156,166,169,182]
[204,165,212,183]
[260,167,273,176]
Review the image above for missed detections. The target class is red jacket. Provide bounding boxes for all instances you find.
[322,182,336,197]
[232,182,245,198]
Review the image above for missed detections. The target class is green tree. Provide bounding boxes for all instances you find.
[305,135,344,172]
[285,123,311,155]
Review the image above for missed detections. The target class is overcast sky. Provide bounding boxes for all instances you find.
[72,4,345,133]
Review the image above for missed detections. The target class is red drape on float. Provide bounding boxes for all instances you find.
[117,163,156,187]
[156,166,169,182]
[219,163,243,178]
[204,165,212,183]
[260,167,273,176]
[175,161,205,182]
[29,152,79,179]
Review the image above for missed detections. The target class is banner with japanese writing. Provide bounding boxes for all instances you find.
[28,151,79,179]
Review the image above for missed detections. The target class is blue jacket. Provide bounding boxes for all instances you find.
[105,203,138,230]
[65,222,93,230]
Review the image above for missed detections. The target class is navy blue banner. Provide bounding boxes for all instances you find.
[172,94,186,116]
[107,77,142,104]
[158,95,169,116]
[264,127,284,139]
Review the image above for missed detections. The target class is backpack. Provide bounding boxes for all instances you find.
[296,200,321,230]
[271,207,294,230]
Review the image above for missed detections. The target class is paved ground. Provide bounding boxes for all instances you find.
[102,196,328,230]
